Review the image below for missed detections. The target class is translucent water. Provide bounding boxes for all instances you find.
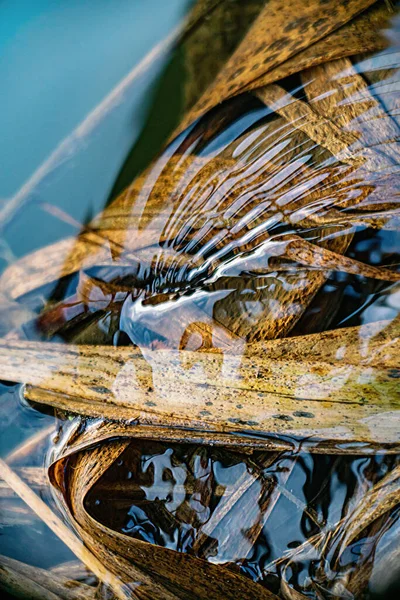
[0,1,399,598]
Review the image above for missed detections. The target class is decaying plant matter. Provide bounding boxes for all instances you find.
[0,318,399,446]
[0,0,400,598]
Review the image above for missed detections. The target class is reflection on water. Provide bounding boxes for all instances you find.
[0,0,400,598]
[84,440,400,596]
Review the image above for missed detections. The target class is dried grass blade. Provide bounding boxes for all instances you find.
[280,577,310,600]
[278,234,400,281]
[0,458,130,600]
[302,57,400,170]
[0,554,96,600]
[265,462,400,596]
[176,0,378,135]
[48,417,293,457]
[59,440,280,600]
[255,84,364,166]
[246,1,394,92]
[0,325,398,445]
[301,207,400,230]
[52,440,182,600]
[334,462,400,556]
[0,156,231,300]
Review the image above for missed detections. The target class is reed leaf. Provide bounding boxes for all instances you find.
[1,4,399,598]
[0,318,398,447]
[0,555,96,600]
[245,0,395,92]
[48,440,278,600]
[176,0,379,135]
[0,458,130,600]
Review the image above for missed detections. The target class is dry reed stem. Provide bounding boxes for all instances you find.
[0,457,132,600]
[6,424,55,465]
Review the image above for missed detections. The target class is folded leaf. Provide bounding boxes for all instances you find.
[48,439,279,600]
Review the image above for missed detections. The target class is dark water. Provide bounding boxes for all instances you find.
[86,441,400,595]
[0,1,400,599]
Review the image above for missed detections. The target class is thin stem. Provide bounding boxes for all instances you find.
[0,457,131,600]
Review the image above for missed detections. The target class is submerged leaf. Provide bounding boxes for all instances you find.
[245,0,395,92]
[2,40,399,349]
[1,5,400,599]
[176,0,379,134]
[48,440,279,600]
[0,554,96,600]
[45,422,400,600]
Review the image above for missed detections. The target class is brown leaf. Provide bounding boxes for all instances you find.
[176,0,379,135]
[246,0,394,92]
[255,84,367,167]
[334,462,400,557]
[0,318,398,447]
[48,439,279,600]
[274,234,400,281]
[299,207,400,230]
[261,458,400,597]
[280,577,310,600]
[1,3,398,353]
[0,156,233,299]
[0,554,96,600]
[0,457,130,600]
[301,57,400,170]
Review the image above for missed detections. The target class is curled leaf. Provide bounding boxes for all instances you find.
[48,439,279,600]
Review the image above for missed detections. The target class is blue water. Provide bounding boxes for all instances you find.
[0,0,191,256]
[0,0,191,572]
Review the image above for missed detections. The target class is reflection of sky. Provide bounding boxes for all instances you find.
[0,0,190,256]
